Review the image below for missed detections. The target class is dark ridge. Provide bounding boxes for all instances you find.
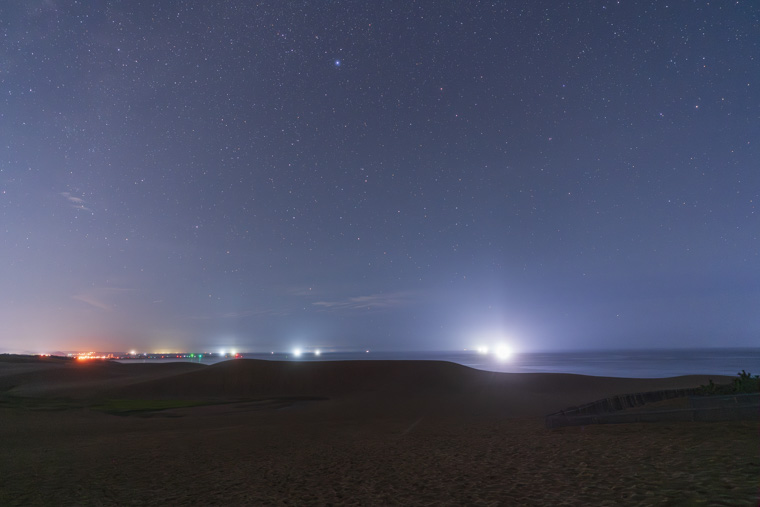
[105,358,730,407]
[106,359,486,399]
[0,357,732,417]
[0,359,206,398]
[0,354,73,363]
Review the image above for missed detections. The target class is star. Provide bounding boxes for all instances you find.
[1,0,755,354]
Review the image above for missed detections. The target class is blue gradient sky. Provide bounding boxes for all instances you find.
[1,1,758,353]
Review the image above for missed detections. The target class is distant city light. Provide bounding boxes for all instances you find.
[314,349,321,356]
[72,352,114,360]
[293,348,302,358]
[471,330,517,361]
[494,344,513,361]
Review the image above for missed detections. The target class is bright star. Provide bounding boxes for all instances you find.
[334,59,341,67]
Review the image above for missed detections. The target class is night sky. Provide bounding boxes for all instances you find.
[1,1,758,354]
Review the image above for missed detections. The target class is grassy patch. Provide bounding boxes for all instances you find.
[92,398,211,414]
[1,395,327,415]
[0,394,82,411]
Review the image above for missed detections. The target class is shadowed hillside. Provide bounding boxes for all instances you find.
[103,359,729,417]
[1,356,755,505]
[0,356,732,418]
[105,359,490,399]
[0,359,205,398]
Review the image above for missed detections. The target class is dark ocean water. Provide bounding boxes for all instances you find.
[117,348,760,379]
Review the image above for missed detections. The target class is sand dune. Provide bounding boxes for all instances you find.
[2,357,735,417]
[1,357,756,505]
[103,358,730,417]
[0,359,204,398]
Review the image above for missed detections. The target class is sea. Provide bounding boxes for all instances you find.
[116,348,760,379]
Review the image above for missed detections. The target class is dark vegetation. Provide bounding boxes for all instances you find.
[699,370,759,395]
[0,353,72,363]
[92,398,211,414]
[0,394,79,411]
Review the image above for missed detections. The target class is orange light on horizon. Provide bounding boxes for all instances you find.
[73,352,113,361]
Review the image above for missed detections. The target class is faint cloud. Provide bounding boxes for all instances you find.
[72,288,135,311]
[313,291,417,311]
[287,286,320,296]
[60,192,93,212]
[72,294,112,311]
[187,308,285,320]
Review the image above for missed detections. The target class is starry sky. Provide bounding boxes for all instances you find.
[1,1,758,354]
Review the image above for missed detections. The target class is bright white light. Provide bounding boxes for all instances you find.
[231,349,237,356]
[314,349,321,356]
[476,345,489,355]
[220,349,226,356]
[129,350,136,355]
[494,344,513,361]
[293,348,302,358]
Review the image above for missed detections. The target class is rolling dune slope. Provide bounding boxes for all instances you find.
[102,359,729,417]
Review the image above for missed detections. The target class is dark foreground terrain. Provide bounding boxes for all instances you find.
[0,356,757,505]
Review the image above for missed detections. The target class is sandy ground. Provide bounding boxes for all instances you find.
[0,358,757,506]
